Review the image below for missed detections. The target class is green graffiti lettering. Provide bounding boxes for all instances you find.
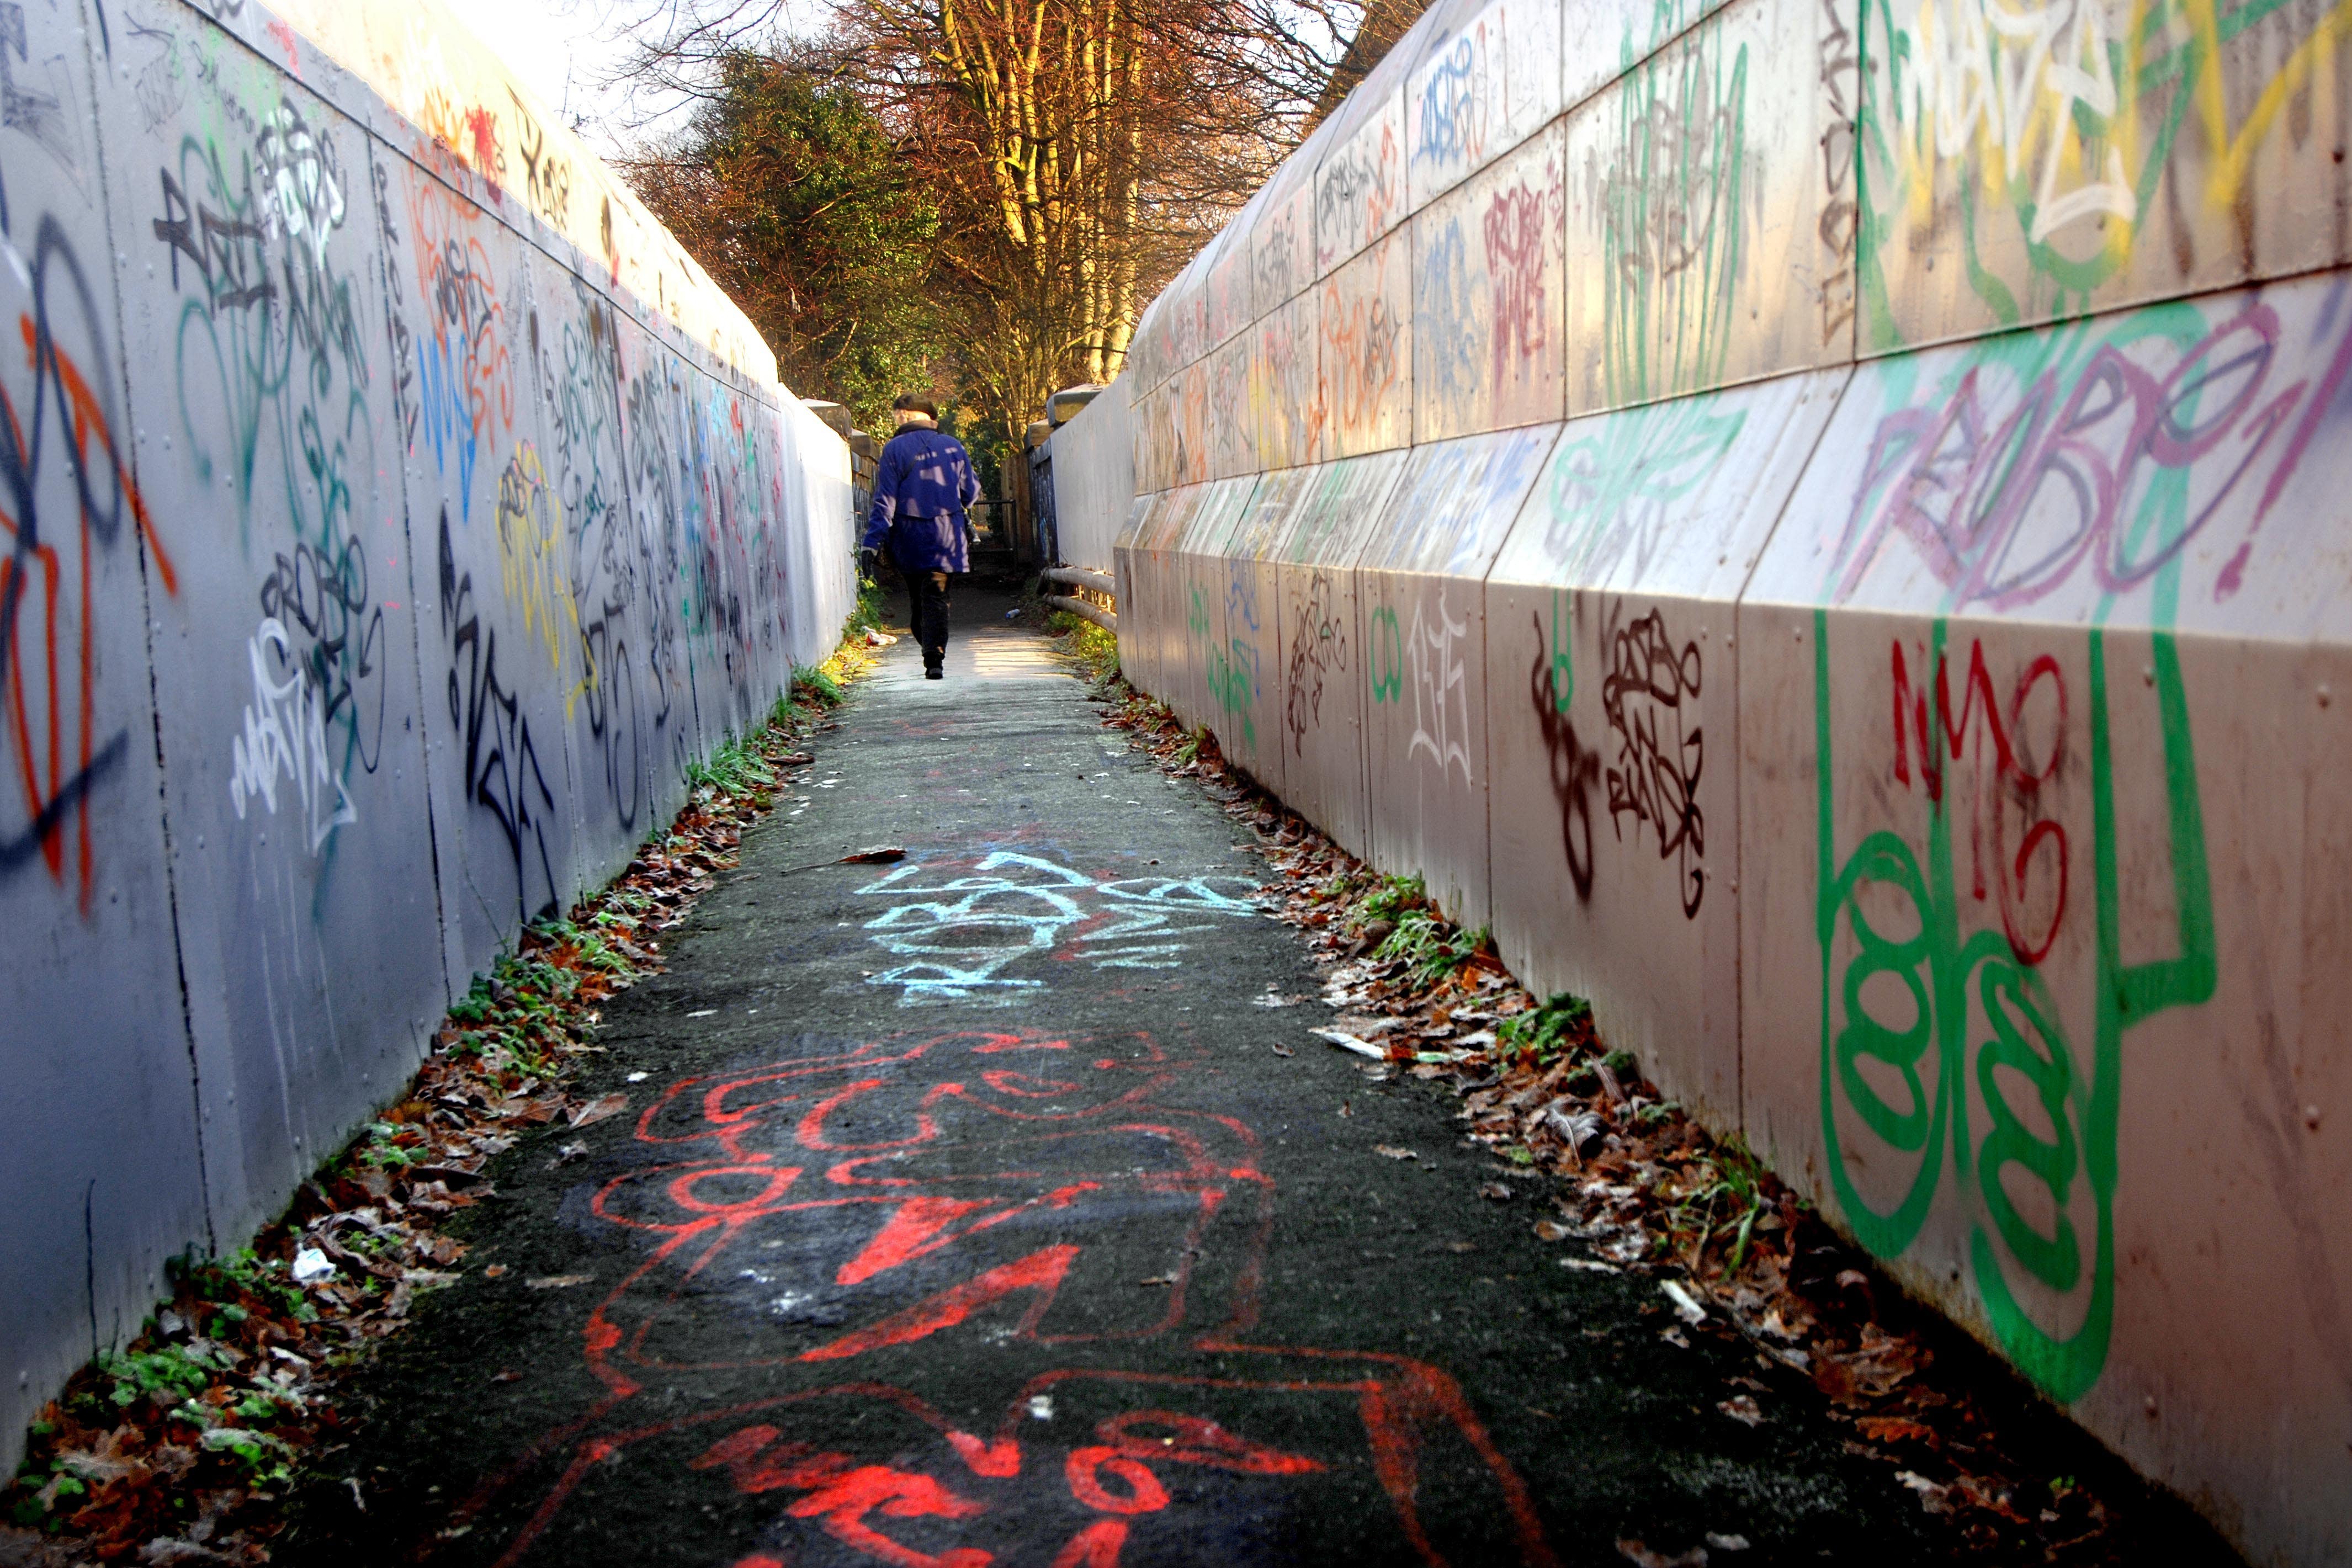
[1815,613,2212,1403]
[1368,605,1404,704]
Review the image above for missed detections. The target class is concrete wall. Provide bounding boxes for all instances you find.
[1045,376,1132,571]
[1084,0,2352,1561]
[1,0,854,1463]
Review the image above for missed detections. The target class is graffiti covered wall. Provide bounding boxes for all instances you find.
[1079,0,2352,1560]
[0,0,853,1465]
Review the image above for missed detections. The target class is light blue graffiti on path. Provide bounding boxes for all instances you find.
[857,852,1262,1004]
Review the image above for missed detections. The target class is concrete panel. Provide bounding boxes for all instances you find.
[1172,359,1211,488]
[1564,0,1733,115]
[1314,83,1406,277]
[1110,490,1161,681]
[613,321,721,808]
[1404,0,1512,212]
[1413,124,1567,442]
[1269,454,1412,855]
[379,152,587,988]
[1206,231,1251,355]
[1125,483,1214,714]
[104,18,448,1247]
[1739,272,2352,1568]
[1484,369,1844,1121]
[1208,469,1316,791]
[1131,380,1171,497]
[0,0,213,1458]
[778,392,858,666]
[1560,0,1857,415]
[1049,376,1134,571]
[1854,0,2352,355]
[1248,289,1322,472]
[1250,179,1315,323]
[1209,330,1254,481]
[1170,476,1263,733]
[1358,424,1558,926]
[514,254,644,900]
[1319,228,1414,458]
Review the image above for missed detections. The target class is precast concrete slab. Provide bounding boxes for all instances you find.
[1266,454,1411,858]
[1358,426,1557,929]
[1483,368,1844,1124]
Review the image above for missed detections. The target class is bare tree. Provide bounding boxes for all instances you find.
[602,0,1385,434]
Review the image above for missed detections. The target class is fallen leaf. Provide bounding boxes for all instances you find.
[1478,1182,1512,1202]
[1856,1416,1938,1445]
[1269,1044,1294,1057]
[1533,1219,1574,1242]
[1559,1257,1621,1274]
[1373,1145,1419,1161]
[491,1369,524,1384]
[1138,1274,1177,1288]
[525,1274,595,1290]
[1617,1539,1708,1567]
[1704,1533,1750,1553]
[1897,1470,1953,1514]
[483,1264,507,1279]
[566,1094,629,1129]
[1717,1395,1764,1427]
[837,846,905,864]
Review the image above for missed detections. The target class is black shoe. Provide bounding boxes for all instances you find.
[925,665,943,680]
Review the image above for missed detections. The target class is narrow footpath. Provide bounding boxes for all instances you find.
[301,585,2176,1567]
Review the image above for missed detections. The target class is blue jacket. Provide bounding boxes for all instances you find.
[864,424,983,574]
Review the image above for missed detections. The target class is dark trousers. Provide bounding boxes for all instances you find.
[905,570,952,666]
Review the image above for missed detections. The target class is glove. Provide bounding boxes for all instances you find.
[858,546,880,580]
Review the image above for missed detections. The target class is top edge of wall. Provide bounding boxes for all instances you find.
[249,0,783,393]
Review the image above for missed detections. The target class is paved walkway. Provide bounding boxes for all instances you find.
[310,587,2050,1566]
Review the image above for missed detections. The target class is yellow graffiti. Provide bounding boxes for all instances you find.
[494,445,585,713]
[2188,0,2352,208]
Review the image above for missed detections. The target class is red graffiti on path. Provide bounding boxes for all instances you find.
[2,222,178,911]
[1889,639,2069,965]
[469,1029,1558,1567]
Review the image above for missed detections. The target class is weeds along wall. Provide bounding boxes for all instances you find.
[1075,0,2352,1561]
[0,0,854,1463]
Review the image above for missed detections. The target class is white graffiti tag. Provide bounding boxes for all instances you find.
[1899,0,2133,244]
[1406,591,1474,785]
[228,617,357,853]
[857,851,1261,1005]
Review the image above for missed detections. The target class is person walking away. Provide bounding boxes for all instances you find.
[861,395,981,679]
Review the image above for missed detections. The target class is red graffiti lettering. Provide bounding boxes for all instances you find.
[1889,639,2069,964]
[1065,1449,1168,1514]
[800,1246,1080,1362]
[1049,1519,1129,1567]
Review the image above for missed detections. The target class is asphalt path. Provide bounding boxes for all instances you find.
[300,584,2089,1567]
